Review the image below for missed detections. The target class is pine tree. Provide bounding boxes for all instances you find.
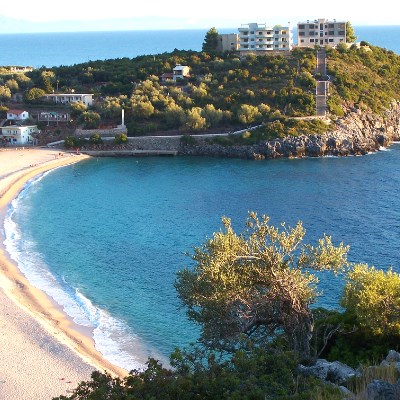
[202,27,219,53]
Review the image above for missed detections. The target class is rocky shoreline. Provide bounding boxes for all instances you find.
[72,102,400,160]
[179,102,400,160]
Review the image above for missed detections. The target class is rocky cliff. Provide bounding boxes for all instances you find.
[179,102,400,160]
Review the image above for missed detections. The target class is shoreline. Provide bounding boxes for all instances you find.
[0,148,127,399]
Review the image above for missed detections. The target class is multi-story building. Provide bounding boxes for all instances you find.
[238,23,292,54]
[297,19,346,48]
[217,34,240,53]
[0,125,38,145]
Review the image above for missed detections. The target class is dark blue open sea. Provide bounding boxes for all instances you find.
[2,27,400,371]
[0,26,399,67]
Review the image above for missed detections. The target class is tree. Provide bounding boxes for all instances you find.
[185,107,207,131]
[132,100,155,119]
[175,213,349,358]
[5,79,19,93]
[341,264,400,335]
[0,85,11,101]
[201,104,223,128]
[202,27,219,53]
[78,111,101,129]
[23,87,46,103]
[237,104,261,125]
[346,21,357,43]
[70,101,87,117]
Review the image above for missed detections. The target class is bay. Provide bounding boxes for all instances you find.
[3,24,400,371]
[5,147,400,370]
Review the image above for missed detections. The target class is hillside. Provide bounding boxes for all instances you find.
[1,43,400,145]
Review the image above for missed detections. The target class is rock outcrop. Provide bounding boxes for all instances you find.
[298,359,358,385]
[180,102,400,159]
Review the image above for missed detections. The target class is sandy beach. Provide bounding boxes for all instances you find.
[0,148,127,399]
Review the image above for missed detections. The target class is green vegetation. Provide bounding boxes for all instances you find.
[3,24,400,143]
[326,44,400,114]
[175,213,348,359]
[54,214,400,399]
[345,21,357,43]
[202,27,219,53]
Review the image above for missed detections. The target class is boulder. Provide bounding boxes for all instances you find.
[366,379,400,400]
[298,359,358,385]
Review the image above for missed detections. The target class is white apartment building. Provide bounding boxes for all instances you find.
[0,125,38,145]
[43,93,93,106]
[297,19,346,47]
[238,23,292,53]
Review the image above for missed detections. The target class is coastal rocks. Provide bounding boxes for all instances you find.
[298,359,358,385]
[179,101,400,159]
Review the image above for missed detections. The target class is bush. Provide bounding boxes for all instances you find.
[89,133,103,145]
[114,133,128,144]
[64,136,87,149]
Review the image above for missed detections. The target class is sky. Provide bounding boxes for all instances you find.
[0,0,399,33]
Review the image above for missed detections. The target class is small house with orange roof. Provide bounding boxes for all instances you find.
[7,109,30,121]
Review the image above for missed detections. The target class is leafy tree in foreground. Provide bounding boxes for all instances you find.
[175,213,349,358]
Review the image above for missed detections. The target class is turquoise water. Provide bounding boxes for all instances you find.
[0,26,399,67]
[4,149,400,370]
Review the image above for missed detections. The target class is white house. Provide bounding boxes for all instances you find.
[43,93,93,106]
[7,109,30,121]
[173,65,190,81]
[0,125,38,145]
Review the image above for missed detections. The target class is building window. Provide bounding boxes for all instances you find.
[338,31,345,36]
[328,24,334,28]
[250,31,254,34]
[299,32,305,36]
[329,39,334,42]
[329,31,334,35]
[310,39,314,42]
[275,30,279,34]
[300,39,304,43]
[298,24,305,29]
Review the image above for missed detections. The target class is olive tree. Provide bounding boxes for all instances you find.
[175,213,349,358]
[341,264,400,335]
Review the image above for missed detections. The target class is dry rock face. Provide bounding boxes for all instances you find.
[180,102,400,159]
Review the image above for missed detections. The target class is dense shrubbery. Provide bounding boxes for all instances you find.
[326,45,400,114]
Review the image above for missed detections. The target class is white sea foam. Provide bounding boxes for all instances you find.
[3,175,159,372]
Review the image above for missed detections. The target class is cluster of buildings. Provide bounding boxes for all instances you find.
[1,94,95,145]
[218,19,347,54]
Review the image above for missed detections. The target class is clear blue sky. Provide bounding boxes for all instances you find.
[0,0,398,33]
